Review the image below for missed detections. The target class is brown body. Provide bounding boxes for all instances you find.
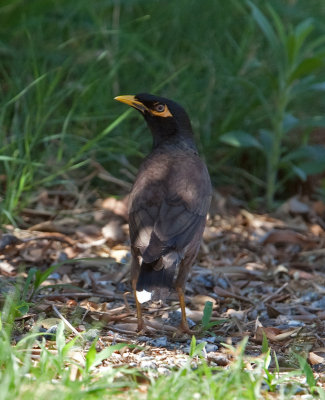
[115,93,211,332]
[130,142,211,292]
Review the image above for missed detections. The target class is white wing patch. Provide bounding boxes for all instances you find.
[136,289,152,303]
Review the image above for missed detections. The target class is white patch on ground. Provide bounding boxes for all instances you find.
[136,290,152,303]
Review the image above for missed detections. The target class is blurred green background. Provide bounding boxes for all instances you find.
[1,0,325,223]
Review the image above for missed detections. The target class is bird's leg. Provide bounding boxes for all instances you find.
[176,287,192,334]
[132,279,144,332]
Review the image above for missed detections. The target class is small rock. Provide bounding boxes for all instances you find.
[149,336,168,347]
[182,345,191,354]
[57,252,68,262]
[207,353,229,366]
[192,274,214,288]
[140,360,157,369]
[48,272,60,280]
[204,336,217,343]
[261,382,280,392]
[139,355,153,361]
[288,320,305,327]
[300,292,319,302]
[157,367,170,375]
[205,344,219,353]
[137,336,150,343]
[84,329,100,342]
[37,326,56,341]
[292,386,308,395]
[216,277,228,290]
[46,325,58,335]
[311,296,325,309]
[313,363,325,373]
[167,310,196,328]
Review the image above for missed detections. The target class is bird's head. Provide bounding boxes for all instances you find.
[114,93,194,148]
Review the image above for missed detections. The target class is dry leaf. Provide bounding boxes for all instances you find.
[261,229,317,249]
[255,326,301,343]
[308,352,325,365]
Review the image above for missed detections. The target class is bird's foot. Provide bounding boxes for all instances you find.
[136,318,151,335]
[178,320,194,335]
[136,320,145,333]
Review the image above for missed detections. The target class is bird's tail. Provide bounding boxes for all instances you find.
[136,260,176,303]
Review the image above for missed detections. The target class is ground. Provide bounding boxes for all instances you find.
[1,188,325,397]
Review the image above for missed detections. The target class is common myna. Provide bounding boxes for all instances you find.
[114,93,212,332]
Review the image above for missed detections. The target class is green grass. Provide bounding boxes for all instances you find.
[1,297,324,400]
[1,291,324,400]
[1,0,325,223]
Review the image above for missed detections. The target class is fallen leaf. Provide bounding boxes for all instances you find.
[261,229,317,249]
[0,261,16,275]
[100,196,129,220]
[312,200,325,216]
[308,352,325,365]
[255,326,301,343]
[190,295,217,310]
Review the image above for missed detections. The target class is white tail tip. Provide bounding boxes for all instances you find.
[136,290,152,304]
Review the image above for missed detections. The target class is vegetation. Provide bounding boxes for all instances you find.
[1,293,323,400]
[1,1,325,398]
[1,0,325,223]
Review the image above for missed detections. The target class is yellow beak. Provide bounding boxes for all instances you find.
[114,95,147,113]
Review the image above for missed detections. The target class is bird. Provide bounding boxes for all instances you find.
[114,93,212,333]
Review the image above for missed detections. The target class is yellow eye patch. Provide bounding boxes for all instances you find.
[150,105,172,118]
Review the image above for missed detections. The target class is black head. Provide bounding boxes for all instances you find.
[114,93,194,148]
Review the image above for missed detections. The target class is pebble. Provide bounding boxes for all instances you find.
[36,326,56,341]
[84,329,100,342]
[205,344,219,353]
[201,336,216,343]
[288,320,305,327]
[167,310,196,328]
[216,277,228,290]
[311,296,325,309]
[192,275,214,288]
[300,292,319,302]
[157,367,170,375]
[48,272,60,280]
[128,362,137,367]
[137,336,150,343]
[207,353,228,366]
[149,336,168,347]
[182,346,191,354]
[57,252,68,262]
[140,360,157,369]
[182,341,218,355]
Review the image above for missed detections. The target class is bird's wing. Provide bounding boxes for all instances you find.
[129,154,211,263]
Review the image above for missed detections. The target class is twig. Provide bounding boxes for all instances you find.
[52,305,82,338]
[213,286,255,304]
[261,282,288,303]
[91,160,132,190]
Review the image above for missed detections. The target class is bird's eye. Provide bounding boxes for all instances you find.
[154,103,165,113]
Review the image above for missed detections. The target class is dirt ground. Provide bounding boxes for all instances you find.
[1,189,325,373]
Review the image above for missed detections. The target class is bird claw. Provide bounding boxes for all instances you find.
[136,318,151,335]
[136,322,145,333]
[178,321,194,335]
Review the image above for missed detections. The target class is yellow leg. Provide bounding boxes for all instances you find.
[132,279,144,332]
[177,287,192,334]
